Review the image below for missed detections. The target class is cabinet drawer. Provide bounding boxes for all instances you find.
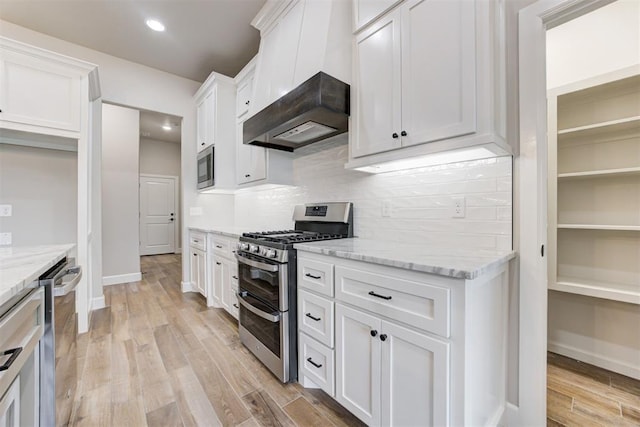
[298,290,334,348]
[213,237,238,260]
[298,257,334,297]
[299,333,335,397]
[335,266,450,337]
[189,231,206,251]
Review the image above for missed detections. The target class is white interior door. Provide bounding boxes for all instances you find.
[139,175,176,255]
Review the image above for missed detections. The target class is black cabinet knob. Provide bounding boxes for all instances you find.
[216,262,221,265]
[370,330,378,337]
[169,218,174,222]
[201,142,205,146]
[245,101,250,105]
[245,174,251,178]
[380,334,387,342]
[193,253,197,257]
[392,133,399,139]
[401,130,407,136]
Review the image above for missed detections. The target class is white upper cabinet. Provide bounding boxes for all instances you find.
[353,0,401,33]
[236,121,267,185]
[0,37,97,142]
[196,88,215,153]
[352,10,402,158]
[236,75,253,119]
[348,0,511,171]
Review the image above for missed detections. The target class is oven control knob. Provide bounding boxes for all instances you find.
[249,244,259,253]
[237,242,248,251]
[259,247,267,256]
[266,249,277,259]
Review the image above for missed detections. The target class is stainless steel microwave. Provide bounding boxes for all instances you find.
[197,146,214,190]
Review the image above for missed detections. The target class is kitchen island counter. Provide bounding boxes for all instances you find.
[0,244,75,307]
[294,238,515,280]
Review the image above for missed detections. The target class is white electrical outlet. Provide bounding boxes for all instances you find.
[0,205,11,217]
[0,232,12,246]
[452,196,466,218]
[382,200,392,217]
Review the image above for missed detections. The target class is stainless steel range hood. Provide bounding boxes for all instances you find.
[243,72,350,152]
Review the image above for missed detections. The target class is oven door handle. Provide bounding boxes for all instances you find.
[235,253,279,272]
[237,295,280,323]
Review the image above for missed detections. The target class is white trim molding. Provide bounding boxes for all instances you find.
[90,295,106,311]
[181,281,194,293]
[103,272,142,286]
[548,341,640,380]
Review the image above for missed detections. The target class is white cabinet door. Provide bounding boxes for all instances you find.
[352,9,402,158]
[236,76,253,119]
[380,320,450,427]
[0,376,20,427]
[0,49,81,133]
[353,0,401,33]
[219,258,233,312]
[335,304,381,426]
[236,121,267,185]
[400,0,476,147]
[196,88,215,153]
[191,248,206,296]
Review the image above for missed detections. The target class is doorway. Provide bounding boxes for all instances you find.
[518,0,639,424]
[138,110,182,256]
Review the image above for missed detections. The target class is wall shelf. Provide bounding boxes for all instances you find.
[552,276,640,305]
[558,167,640,180]
[557,224,640,231]
[548,68,640,305]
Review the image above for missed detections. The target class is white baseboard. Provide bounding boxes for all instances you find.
[90,295,106,311]
[181,281,194,292]
[549,341,640,380]
[103,272,142,286]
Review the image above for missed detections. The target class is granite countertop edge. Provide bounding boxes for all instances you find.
[294,240,516,280]
[188,226,243,239]
[0,244,75,308]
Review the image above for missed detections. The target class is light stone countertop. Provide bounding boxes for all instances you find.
[294,238,516,280]
[0,244,75,307]
[188,226,246,239]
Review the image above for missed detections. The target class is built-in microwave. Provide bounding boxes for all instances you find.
[197,146,214,190]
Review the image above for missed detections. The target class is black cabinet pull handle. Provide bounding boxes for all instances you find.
[392,132,399,139]
[170,218,174,221]
[305,273,321,280]
[368,291,392,300]
[305,313,321,322]
[401,130,407,136]
[216,245,223,248]
[0,347,23,371]
[233,303,239,309]
[370,330,378,337]
[245,174,251,178]
[201,142,205,145]
[232,276,238,280]
[307,357,322,368]
[193,253,197,257]
[216,262,221,265]
[245,101,250,105]
[380,334,387,342]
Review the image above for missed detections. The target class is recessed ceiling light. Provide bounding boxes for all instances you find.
[162,124,172,131]
[146,19,165,32]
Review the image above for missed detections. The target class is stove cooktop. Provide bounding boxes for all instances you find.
[241,230,346,245]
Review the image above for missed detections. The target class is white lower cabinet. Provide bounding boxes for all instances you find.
[190,247,206,296]
[298,251,509,426]
[211,234,239,319]
[0,376,20,427]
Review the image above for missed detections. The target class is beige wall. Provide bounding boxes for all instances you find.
[101,104,140,279]
[0,144,77,246]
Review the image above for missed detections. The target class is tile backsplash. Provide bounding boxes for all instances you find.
[234,140,512,252]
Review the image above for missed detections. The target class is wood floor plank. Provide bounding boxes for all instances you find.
[242,390,296,427]
[111,397,147,427]
[622,404,640,424]
[71,383,112,427]
[283,396,336,427]
[295,387,367,427]
[146,401,183,427]
[80,334,112,393]
[111,339,141,403]
[111,308,132,342]
[168,365,223,427]
[89,306,111,339]
[154,324,189,372]
[185,349,252,426]
[200,334,260,397]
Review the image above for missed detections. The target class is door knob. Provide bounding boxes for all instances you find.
[169,218,174,221]
[401,130,407,136]
[170,213,174,216]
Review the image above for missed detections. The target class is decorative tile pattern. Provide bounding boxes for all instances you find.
[235,141,513,251]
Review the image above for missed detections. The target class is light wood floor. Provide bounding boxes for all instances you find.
[68,254,365,427]
[547,352,640,426]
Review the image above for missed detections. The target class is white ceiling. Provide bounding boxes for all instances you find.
[0,0,267,82]
[140,110,181,144]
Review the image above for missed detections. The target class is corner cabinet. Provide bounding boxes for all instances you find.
[547,66,640,305]
[297,252,510,426]
[347,0,511,171]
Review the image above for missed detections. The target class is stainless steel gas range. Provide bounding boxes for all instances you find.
[235,202,354,383]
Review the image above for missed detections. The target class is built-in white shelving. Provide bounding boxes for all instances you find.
[548,67,640,305]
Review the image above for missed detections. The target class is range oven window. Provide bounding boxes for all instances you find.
[238,255,283,309]
[239,293,281,357]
